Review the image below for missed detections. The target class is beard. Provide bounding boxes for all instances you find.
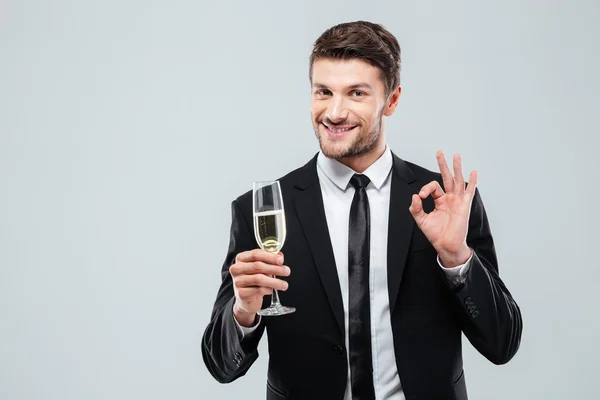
[313,109,384,160]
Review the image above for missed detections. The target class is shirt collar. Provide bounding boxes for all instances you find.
[317,144,393,191]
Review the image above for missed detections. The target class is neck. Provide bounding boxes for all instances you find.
[337,139,387,173]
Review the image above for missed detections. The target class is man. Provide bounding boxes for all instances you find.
[202,21,522,400]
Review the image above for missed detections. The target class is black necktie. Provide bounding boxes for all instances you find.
[348,173,375,400]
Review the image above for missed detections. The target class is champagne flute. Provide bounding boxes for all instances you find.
[253,180,296,316]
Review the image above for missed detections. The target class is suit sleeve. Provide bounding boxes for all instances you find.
[201,199,266,383]
[450,188,523,365]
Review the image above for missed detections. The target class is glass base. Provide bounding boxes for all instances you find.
[257,304,296,316]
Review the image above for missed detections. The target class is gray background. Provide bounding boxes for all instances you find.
[1,0,598,399]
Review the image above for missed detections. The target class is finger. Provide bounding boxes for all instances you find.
[230,261,290,277]
[235,274,289,291]
[419,180,445,200]
[236,249,284,266]
[453,154,465,193]
[408,194,426,223]
[261,286,274,296]
[237,286,273,299]
[465,170,478,195]
[436,150,454,193]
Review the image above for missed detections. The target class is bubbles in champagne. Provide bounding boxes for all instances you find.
[253,210,286,253]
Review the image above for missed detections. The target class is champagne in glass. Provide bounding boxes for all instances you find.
[253,181,296,316]
[254,210,286,252]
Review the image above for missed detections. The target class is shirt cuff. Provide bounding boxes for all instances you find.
[232,305,261,339]
[437,252,472,287]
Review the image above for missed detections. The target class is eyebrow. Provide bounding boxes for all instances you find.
[312,83,373,91]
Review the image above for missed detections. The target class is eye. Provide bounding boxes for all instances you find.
[351,90,366,97]
[315,89,332,96]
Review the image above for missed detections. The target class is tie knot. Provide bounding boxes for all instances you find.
[350,173,371,189]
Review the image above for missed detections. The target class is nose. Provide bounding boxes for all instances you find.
[326,95,349,123]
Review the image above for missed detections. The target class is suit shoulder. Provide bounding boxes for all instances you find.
[276,156,316,187]
[401,158,443,183]
[400,156,479,196]
[232,154,318,205]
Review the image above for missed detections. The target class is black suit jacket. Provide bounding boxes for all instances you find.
[202,152,522,400]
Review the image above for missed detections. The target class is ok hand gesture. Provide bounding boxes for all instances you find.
[408,151,477,268]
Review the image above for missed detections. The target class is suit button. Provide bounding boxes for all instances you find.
[333,345,345,355]
[233,352,243,366]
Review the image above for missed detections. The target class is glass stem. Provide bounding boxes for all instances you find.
[271,275,281,307]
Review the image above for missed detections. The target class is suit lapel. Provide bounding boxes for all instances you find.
[292,155,345,334]
[387,153,419,315]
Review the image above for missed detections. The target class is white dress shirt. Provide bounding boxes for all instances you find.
[236,145,472,399]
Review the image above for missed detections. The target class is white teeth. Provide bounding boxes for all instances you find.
[324,124,355,133]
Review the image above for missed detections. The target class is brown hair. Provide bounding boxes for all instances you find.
[309,21,401,96]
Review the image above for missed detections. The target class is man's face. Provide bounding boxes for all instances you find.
[310,58,400,160]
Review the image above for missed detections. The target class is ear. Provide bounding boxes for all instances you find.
[383,86,402,116]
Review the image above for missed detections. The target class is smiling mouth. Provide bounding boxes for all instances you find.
[322,122,358,136]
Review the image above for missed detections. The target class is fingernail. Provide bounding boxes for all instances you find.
[282,281,289,290]
[277,256,283,265]
[285,266,291,275]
